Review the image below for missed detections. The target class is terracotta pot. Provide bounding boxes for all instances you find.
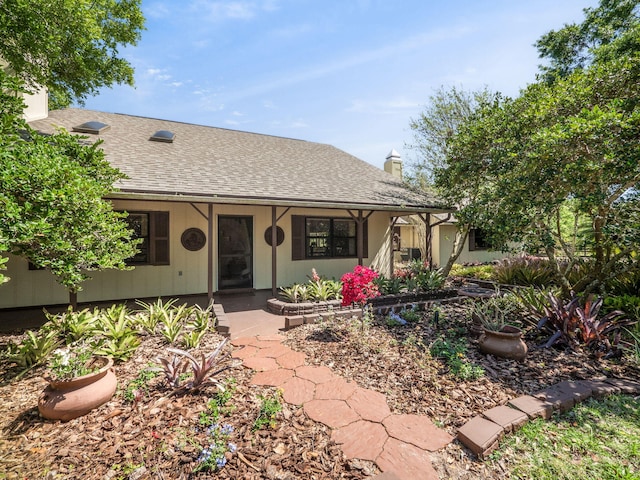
[38,357,117,421]
[478,326,528,361]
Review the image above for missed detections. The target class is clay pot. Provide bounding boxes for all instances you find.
[478,326,528,361]
[38,357,117,421]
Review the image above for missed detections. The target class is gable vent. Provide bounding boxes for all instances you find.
[150,130,175,143]
[72,121,110,134]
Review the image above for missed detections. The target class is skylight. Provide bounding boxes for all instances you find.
[149,130,175,143]
[72,121,110,134]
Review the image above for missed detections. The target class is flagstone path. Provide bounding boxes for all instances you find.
[231,334,453,480]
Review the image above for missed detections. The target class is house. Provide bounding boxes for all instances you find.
[394,213,508,267]
[1,104,451,309]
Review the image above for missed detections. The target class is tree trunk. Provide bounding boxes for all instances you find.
[441,224,470,277]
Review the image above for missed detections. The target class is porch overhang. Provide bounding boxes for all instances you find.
[107,190,452,215]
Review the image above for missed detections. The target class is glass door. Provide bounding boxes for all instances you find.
[218,216,253,290]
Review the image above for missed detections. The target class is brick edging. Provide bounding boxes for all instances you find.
[212,303,230,337]
[457,377,640,459]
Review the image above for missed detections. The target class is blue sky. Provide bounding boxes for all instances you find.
[82,0,597,170]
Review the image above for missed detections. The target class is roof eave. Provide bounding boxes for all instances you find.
[106,190,453,214]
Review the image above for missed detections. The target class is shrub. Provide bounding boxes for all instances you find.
[449,263,495,280]
[340,265,380,306]
[494,254,557,287]
[279,269,342,303]
[538,293,635,356]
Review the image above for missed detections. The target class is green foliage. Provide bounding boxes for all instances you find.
[46,307,101,343]
[123,366,159,403]
[434,4,640,297]
[279,269,342,303]
[0,0,145,107]
[471,295,520,332]
[449,263,495,280]
[199,379,237,425]
[93,305,140,361]
[47,342,97,381]
[4,329,59,368]
[492,394,640,479]
[252,390,283,431]
[511,286,557,322]
[493,255,558,287]
[135,298,180,334]
[374,274,404,295]
[0,70,140,293]
[429,337,484,381]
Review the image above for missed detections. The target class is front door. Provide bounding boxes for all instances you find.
[218,216,253,290]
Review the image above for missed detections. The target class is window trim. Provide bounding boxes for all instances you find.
[291,215,368,260]
[121,210,170,266]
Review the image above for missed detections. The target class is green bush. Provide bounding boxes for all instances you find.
[494,254,557,287]
[449,263,495,280]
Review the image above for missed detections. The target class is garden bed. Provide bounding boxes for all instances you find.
[1,302,638,479]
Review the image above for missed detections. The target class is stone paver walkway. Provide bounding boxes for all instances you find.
[231,334,453,480]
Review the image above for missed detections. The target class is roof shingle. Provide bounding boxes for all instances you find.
[29,109,445,211]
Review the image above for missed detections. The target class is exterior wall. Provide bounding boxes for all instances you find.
[435,224,506,267]
[22,87,48,122]
[0,200,394,308]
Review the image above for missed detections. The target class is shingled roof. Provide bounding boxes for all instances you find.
[28,109,446,212]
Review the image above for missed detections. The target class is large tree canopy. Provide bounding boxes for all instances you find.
[435,0,640,295]
[0,70,139,294]
[0,0,145,107]
[406,86,497,275]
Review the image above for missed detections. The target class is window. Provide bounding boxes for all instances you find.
[469,228,490,251]
[123,211,170,265]
[291,215,367,260]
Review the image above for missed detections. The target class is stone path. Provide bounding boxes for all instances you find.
[231,334,453,480]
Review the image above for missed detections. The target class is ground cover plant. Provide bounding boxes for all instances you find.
[1,297,639,479]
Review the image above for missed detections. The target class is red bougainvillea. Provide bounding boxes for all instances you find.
[340,265,380,306]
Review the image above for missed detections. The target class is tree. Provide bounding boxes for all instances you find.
[436,51,640,295]
[536,0,640,82]
[0,69,140,301]
[406,86,496,275]
[0,0,145,107]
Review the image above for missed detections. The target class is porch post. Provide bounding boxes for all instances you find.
[207,203,214,304]
[271,206,278,297]
[357,209,364,266]
[389,216,399,277]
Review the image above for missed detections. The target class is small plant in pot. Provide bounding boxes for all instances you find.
[38,341,117,421]
[472,296,528,361]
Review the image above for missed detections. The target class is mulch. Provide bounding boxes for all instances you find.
[1,302,638,479]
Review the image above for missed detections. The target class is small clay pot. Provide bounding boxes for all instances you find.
[478,326,528,361]
[38,357,117,421]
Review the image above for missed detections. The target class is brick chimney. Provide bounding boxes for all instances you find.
[384,149,402,180]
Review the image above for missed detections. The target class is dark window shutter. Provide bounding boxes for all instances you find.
[291,215,305,260]
[363,219,369,258]
[468,229,476,252]
[151,212,170,265]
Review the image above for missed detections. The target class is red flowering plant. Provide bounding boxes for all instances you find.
[340,265,381,307]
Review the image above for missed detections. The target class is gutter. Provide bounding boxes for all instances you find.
[106,190,454,214]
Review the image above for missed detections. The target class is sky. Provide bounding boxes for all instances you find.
[81,0,598,170]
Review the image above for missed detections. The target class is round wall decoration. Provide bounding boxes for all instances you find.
[181,228,206,251]
[264,226,285,246]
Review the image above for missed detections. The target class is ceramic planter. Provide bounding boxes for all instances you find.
[38,357,117,421]
[478,326,528,361]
